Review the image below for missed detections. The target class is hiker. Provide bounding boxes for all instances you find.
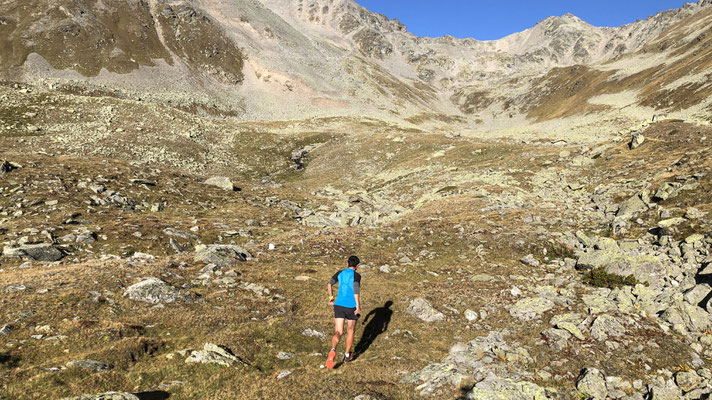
[325,255,361,369]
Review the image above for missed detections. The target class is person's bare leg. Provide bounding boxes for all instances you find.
[332,318,344,349]
[345,319,356,354]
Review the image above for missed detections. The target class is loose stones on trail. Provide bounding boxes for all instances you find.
[123,278,187,304]
[194,244,251,268]
[203,176,237,191]
[61,392,139,400]
[185,343,246,367]
[406,298,445,322]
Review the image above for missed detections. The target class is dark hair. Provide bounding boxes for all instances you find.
[348,255,360,268]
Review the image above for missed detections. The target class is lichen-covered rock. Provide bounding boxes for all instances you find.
[123,278,186,304]
[675,370,702,392]
[466,376,552,399]
[576,368,607,400]
[661,301,712,332]
[509,297,554,321]
[185,343,246,367]
[590,314,625,341]
[406,298,445,322]
[61,392,138,400]
[194,244,251,267]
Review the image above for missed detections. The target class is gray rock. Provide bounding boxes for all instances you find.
[3,243,63,262]
[466,376,552,400]
[590,314,625,341]
[203,176,237,191]
[276,370,292,379]
[277,352,295,360]
[520,254,540,267]
[684,207,706,220]
[464,309,478,321]
[0,324,12,335]
[4,285,26,294]
[61,392,139,400]
[661,301,712,332]
[653,182,682,201]
[163,228,199,240]
[406,298,445,322]
[301,328,326,339]
[0,160,20,175]
[617,193,648,217]
[576,368,607,400]
[66,359,113,372]
[683,284,711,305]
[542,328,571,350]
[194,244,251,267]
[123,278,184,304]
[185,343,246,367]
[302,214,346,228]
[629,133,645,149]
[675,370,702,392]
[509,297,554,321]
[648,379,683,399]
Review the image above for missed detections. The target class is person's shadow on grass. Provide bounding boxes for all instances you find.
[353,301,393,360]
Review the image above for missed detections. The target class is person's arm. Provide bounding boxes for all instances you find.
[327,282,334,305]
[354,273,361,315]
[327,271,340,305]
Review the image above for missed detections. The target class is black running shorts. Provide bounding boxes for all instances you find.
[334,305,359,320]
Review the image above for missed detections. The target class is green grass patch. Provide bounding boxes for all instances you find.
[584,267,641,289]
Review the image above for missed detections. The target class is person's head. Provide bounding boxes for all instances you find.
[348,255,360,269]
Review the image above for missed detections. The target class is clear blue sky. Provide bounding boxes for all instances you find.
[354,0,690,40]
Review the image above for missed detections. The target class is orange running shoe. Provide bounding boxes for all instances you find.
[326,348,336,369]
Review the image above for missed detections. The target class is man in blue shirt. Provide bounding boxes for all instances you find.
[326,255,362,368]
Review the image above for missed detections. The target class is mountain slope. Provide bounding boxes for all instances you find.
[1,0,710,129]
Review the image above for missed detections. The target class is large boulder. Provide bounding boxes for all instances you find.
[194,244,251,268]
[576,368,607,400]
[185,343,246,367]
[406,298,445,323]
[509,297,554,321]
[123,278,187,304]
[617,193,648,218]
[3,243,64,262]
[661,301,712,332]
[61,393,138,400]
[203,176,237,191]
